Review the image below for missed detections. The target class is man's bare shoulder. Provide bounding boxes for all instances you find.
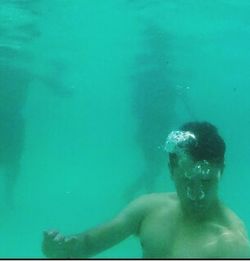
[115,192,177,237]
[122,192,178,220]
[131,192,178,208]
[221,205,248,235]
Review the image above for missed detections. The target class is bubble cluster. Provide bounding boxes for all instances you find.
[164,130,197,154]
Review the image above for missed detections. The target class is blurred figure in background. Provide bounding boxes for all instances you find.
[0,0,73,207]
[0,0,42,207]
[0,65,29,207]
[125,23,177,198]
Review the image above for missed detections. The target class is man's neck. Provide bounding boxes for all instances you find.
[181,199,222,223]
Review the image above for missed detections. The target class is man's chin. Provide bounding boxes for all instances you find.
[183,199,208,217]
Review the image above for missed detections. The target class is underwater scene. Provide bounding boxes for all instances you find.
[0,0,250,258]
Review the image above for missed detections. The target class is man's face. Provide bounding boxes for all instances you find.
[171,156,222,215]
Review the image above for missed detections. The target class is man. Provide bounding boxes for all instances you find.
[42,121,250,258]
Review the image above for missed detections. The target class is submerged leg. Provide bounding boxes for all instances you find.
[3,161,21,208]
[124,157,163,202]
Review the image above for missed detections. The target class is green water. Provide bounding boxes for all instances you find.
[0,0,250,258]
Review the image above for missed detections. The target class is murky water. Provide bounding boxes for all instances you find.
[0,0,250,258]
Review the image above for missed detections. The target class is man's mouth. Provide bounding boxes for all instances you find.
[186,186,205,201]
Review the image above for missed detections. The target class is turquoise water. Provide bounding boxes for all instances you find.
[0,0,250,258]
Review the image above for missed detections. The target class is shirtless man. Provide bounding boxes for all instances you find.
[42,121,250,258]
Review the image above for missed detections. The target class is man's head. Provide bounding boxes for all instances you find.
[165,121,226,217]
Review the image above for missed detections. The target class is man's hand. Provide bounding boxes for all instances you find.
[42,230,78,258]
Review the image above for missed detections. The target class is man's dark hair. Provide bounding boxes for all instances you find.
[169,121,226,169]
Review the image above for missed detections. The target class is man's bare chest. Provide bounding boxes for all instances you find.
[170,223,219,258]
[139,209,177,258]
[139,212,226,258]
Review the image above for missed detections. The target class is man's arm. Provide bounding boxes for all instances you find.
[42,195,151,258]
